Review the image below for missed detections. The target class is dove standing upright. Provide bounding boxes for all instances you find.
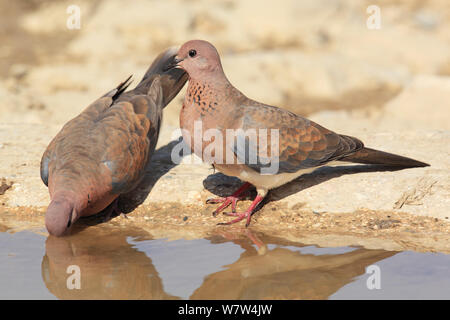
[168,40,429,227]
[41,48,187,236]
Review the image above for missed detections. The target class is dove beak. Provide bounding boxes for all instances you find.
[164,55,184,71]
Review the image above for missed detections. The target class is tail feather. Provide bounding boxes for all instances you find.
[111,74,133,101]
[135,47,188,107]
[339,147,430,168]
[102,74,133,101]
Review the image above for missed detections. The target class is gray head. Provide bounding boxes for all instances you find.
[171,40,227,82]
[45,197,78,236]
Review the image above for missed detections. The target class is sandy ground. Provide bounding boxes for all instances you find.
[0,0,449,252]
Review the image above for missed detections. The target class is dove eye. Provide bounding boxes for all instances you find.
[189,49,197,58]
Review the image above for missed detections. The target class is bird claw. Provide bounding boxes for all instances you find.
[223,211,239,217]
[207,195,241,216]
[206,197,225,204]
[216,194,264,227]
[207,182,252,217]
[218,211,253,227]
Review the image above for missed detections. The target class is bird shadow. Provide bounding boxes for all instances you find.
[202,164,408,207]
[117,136,188,214]
[73,137,188,233]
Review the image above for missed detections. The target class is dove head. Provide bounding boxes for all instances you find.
[45,196,78,237]
[174,40,226,82]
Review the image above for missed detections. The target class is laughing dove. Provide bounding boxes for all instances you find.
[41,48,187,236]
[168,40,429,227]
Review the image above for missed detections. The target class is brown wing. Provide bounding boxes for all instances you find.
[41,78,162,198]
[95,99,152,194]
[40,95,115,186]
[233,103,364,174]
[40,76,133,186]
[82,79,163,195]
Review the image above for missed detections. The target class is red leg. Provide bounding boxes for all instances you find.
[206,182,252,216]
[219,194,264,227]
[245,229,267,254]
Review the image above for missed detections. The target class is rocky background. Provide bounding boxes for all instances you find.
[0,0,449,234]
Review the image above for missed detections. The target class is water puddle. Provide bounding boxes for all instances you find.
[0,226,449,299]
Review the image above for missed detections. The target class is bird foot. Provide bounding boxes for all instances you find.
[206,182,252,217]
[218,195,264,227]
[207,195,242,216]
[219,210,253,227]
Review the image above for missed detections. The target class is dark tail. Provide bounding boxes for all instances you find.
[111,74,133,101]
[135,47,188,107]
[339,147,430,168]
[102,74,133,101]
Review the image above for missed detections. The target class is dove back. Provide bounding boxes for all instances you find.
[41,48,188,236]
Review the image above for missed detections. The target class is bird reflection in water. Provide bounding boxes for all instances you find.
[41,226,397,299]
[41,225,177,299]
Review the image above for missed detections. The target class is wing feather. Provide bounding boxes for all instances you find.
[232,104,364,174]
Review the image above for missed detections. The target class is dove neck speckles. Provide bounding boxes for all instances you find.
[176,39,429,228]
[184,79,222,117]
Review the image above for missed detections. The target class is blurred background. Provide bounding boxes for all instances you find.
[0,0,449,129]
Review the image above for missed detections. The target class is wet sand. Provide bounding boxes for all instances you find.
[1,204,449,254]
